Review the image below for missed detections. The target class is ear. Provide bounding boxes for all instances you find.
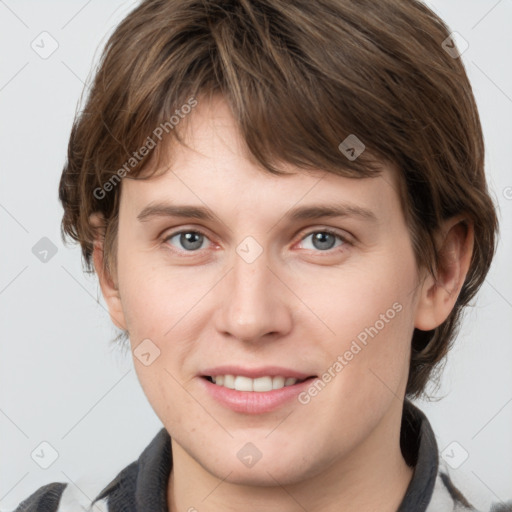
[414,216,474,331]
[90,213,127,331]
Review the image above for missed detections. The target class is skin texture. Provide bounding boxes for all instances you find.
[92,95,474,512]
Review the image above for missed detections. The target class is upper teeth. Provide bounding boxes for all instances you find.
[210,375,299,392]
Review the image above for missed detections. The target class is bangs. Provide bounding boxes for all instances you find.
[89,0,428,187]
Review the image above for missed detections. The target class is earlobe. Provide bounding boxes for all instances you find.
[90,213,127,331]
[414,217,474,331]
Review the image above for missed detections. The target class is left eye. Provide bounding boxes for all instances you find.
[298,230,346,251]
[164,229,346,253]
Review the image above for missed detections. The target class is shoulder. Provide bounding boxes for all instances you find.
[428,461,512,512]
[12,481,66,511]
[11,428,167,512]
[11,475,111,512]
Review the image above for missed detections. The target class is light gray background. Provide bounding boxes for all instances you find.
[1,1,511,510]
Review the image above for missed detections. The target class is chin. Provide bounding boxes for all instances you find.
[213,462,307,487]
[199,445,323,487]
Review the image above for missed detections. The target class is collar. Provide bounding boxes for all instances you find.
[397,399,439,511]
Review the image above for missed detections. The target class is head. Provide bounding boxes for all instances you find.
[59,0,497,485]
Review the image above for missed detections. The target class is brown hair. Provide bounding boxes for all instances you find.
[59,0,498,399]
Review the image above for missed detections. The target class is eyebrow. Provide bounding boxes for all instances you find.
[137,201,377,224]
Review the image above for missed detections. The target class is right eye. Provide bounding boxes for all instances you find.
[163,230,212,253]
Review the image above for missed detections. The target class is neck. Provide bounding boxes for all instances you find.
[167,403,414,512]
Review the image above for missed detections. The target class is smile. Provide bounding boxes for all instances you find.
[205,375,306,391]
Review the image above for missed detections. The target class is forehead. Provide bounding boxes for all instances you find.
[121,95,402,226]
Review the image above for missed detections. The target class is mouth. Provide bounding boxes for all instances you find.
[199,367,318,414]
[200,371,318,414]
[202,374,315,392]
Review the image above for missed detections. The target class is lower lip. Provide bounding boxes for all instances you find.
[200,377,316,414]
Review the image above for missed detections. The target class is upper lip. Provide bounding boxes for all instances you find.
[200,366,315,380]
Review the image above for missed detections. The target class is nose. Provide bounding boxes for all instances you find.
[213,248,293,344]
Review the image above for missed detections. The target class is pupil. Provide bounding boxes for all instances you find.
[314,232,335,250]
[181,232,203,250]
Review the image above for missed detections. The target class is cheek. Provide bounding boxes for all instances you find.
[305,248,418,396]
[117,248,202,339]
[117,255,205,426]
[303,251,417,345]
[116,249,217,388]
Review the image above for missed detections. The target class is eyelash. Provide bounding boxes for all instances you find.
[162,227,351,256]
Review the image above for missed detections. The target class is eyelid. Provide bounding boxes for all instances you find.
[296,226,352,243]
[293,227,352,253]
[162,226,216,254]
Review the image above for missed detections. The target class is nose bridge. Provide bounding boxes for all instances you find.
[233,245,270,302]
[215,240,292,341]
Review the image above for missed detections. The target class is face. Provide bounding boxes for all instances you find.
[102,95,425,486]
